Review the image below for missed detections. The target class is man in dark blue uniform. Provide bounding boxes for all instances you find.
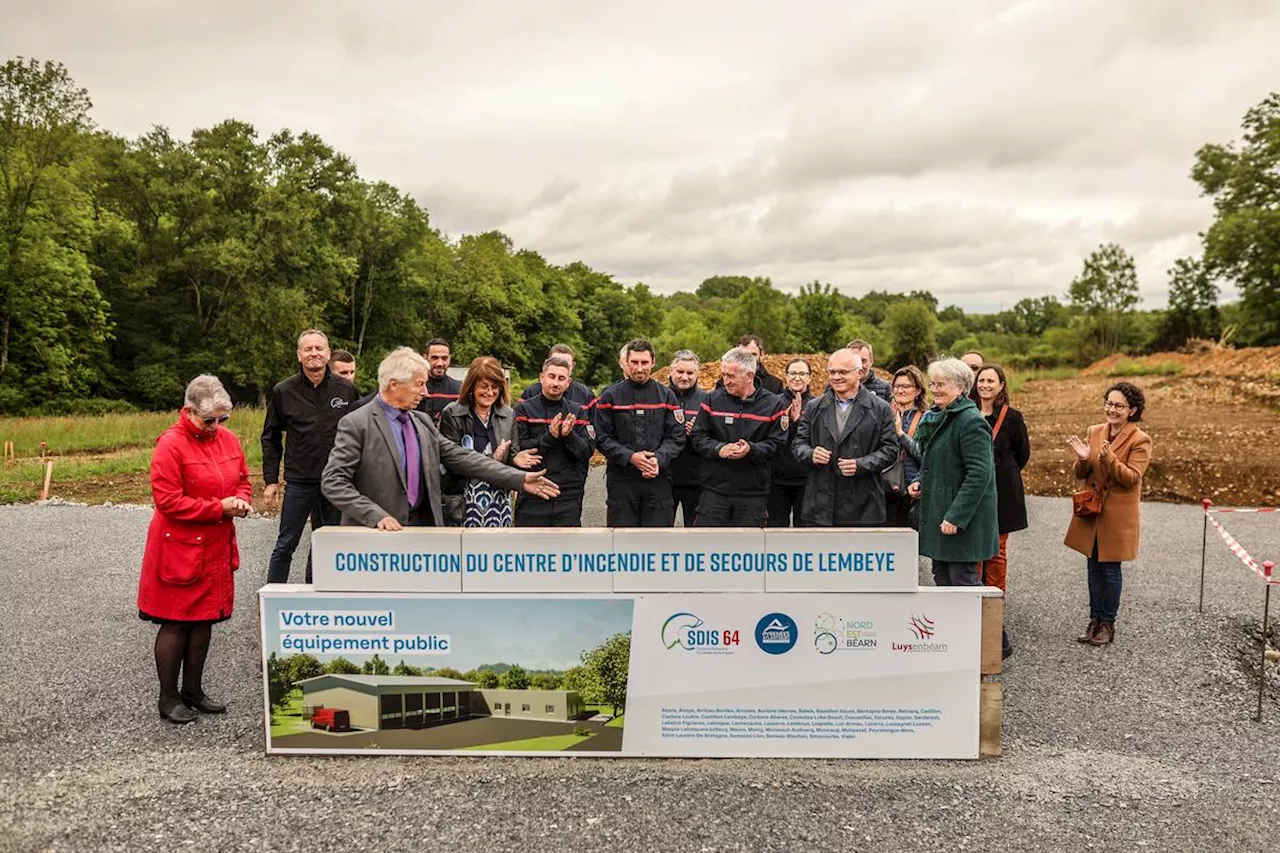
[512,355,595,526]
[417,338,461,424]
[520,343,595,408]
[667,349,707,527]
[690,346,787,527]
[593,339,685,527]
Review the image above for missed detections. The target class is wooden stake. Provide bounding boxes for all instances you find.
[40,460,54,501]
[2,441,13,463]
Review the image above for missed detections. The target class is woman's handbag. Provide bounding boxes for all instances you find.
[882,409,921,497]
[1072,486,1104,518]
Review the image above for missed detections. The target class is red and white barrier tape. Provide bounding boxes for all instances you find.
[1205,507,1280,514]
[1204,512,1279,585]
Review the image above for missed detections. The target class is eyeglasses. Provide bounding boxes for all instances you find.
[892,383,917,391]
[786,371,811,378]
[1103,402,1129,411]
[202,414,231,425]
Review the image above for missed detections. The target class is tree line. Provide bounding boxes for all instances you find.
[4,57,1276,414]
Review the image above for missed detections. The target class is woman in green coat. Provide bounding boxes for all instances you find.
[906,358,1000,586]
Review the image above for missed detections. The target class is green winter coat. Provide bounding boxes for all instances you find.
[912,396,1000,563]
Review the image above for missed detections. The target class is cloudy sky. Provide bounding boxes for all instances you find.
[6,0,1277,310]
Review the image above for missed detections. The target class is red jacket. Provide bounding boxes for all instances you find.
[137,416,252,622]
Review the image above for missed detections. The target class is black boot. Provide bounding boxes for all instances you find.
[159,696,197,724]
[180,690,227,714]
[1001,629,1013,660]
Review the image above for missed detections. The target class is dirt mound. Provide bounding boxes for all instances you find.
[1081,346,1280,380]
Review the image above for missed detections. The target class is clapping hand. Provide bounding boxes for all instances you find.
[719,439,750,460]
[492,439,512,463]
[512,449,542,469]
[1067,435,1090,461]
[787,394,803,425]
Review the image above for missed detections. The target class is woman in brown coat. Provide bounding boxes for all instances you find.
[1064,382,1152,647]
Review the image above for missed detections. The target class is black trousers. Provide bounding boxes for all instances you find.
[695,490,768,528]
[606,476,673,527]
[671,484,700,527]
[514,496,584,527]
[267,480,340,585]
[766,482,807,528]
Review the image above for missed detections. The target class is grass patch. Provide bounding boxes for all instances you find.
[463,731,595,752]
[0,449,155,503]
[605,714,625,729]
[1106,360,1185,377]
[269,690,314,738]
[0,408,266,462]
[1006,366,1079,393]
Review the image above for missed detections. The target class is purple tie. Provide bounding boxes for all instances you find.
[397,412,420,508]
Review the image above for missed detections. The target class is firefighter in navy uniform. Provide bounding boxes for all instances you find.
[519,343,596,409]
[593,339,686,527]
[512,355,595,526]
[689,347,787,527]
[768,357,816,527]
[417,338,461,424]
[667,349,708,526]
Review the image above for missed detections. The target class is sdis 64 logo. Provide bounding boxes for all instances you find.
[661,612,741,655]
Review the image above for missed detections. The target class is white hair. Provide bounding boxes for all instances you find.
[928,357,976,395]
[829,348,863,371]
[378,346,429,391]
[184,375,232,415]
[720,346,758,375]
[671,349,699,367]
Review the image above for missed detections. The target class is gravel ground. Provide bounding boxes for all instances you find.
[2,470,1279,853]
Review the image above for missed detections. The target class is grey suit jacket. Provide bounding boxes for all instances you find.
[322,400,529,527]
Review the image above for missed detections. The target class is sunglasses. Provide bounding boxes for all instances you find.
[202,414,231,425]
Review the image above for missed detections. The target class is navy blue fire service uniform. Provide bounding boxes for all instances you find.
[668,380,709,526]
[689,384,787,527]
[592,378,686,526]
[768,389,815,527]
[417,373,461,424]
[512,393,595,526]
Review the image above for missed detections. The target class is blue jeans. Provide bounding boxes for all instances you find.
[1087,540,1123,622]
[267,481,339,584]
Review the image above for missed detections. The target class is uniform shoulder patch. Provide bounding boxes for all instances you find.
[781,413,790,431]
[586,424,596,440]
[674,407,685,424]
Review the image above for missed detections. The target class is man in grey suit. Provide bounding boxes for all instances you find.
[323,347,560,529]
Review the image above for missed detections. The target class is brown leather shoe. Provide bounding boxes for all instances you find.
[1076,619,1099,643]
[1089,621,1115,646]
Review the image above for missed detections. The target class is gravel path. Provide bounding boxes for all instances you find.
[2,472,1278,852]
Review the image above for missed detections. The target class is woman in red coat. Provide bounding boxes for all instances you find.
[138,375,252,723]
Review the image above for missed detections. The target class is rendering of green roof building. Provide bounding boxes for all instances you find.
[295,674,585,731]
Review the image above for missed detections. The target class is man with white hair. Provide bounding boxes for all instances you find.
[261,329,359,583]
[688,346,787,526]
[793,348,898,526]
[323,347,560,529]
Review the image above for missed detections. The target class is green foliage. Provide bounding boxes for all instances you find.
[1193,92,1280,345]
[1106,360,1185,377]
[1068,243,1141,357]
[1154,257,1220,349]
[475,670,500,689]
[882,299,938,368]
[726,280,793,353]
[790,281,848,352]
[530,673,562,690]
[392,660,423,677]
[581,632,630,715]
[500,663,530,690]
[266,653,290,708]
[360,654,390,675]
[322,656,361,674]
[285,654,324,684]
[430,666,465,680]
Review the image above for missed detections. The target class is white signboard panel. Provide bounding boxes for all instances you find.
[310,527,462,593]
[460,528,615,593]
[762,528,918,592]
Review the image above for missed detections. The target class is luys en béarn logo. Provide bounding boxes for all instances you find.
[813,613,878,654]
[754,612,798,655]
[661,612,740,654]
[892,614,949,653]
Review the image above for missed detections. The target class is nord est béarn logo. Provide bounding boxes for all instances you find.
[661,612,740,654]
[813,612,878,654]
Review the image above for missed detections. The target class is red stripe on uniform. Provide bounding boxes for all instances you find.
[701,406,784,423]
[594,402,677,410]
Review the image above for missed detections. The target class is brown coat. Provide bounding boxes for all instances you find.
[1064,422,1152,562]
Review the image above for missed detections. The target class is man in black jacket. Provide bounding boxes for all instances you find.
[417,338,461,424]
[262,329,360,583]
[667,349,707,526]
[593,339,685,527]
[847,338,892,402]
[520,344,596,409]
[690,347,786,527]
[513,355,595,526]
[793,348,898,527]
[717,334,784,395]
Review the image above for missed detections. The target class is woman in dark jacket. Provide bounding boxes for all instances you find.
[768,358,815,527]
[888,365,928,527]
[438,356,539,527]
[907,358,999,586]
[974,364,1030,657]
[137,375,252,724]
